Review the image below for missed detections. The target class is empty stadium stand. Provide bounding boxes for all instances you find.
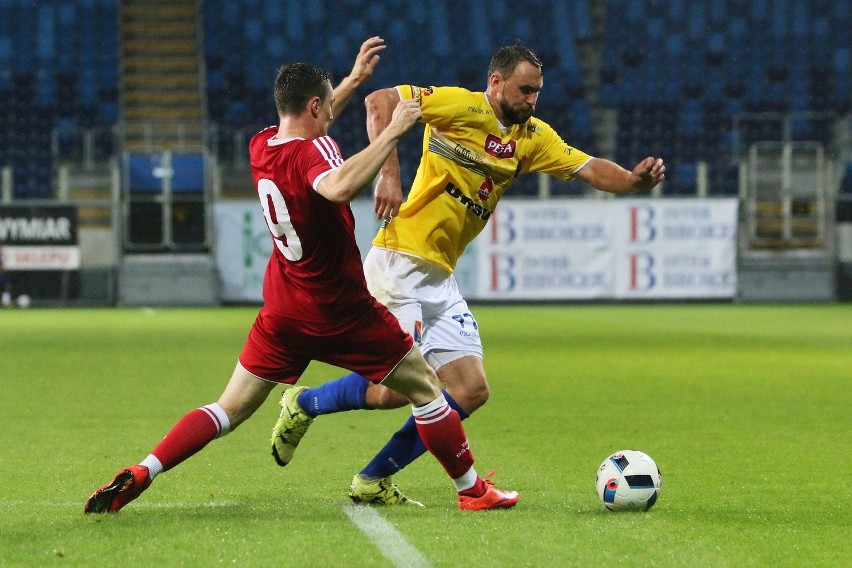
[2,0,847,202]
[1,0,850,302]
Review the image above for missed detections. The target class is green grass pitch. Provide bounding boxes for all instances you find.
[1,304,850,567]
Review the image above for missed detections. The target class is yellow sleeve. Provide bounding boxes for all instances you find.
[524,121,594,181]
[396,85,469,129]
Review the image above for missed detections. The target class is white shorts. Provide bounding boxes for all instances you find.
[363,247,483,361]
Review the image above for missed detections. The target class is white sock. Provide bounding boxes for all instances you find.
[411,393,450,421]
[200,403,232,437]
[140,454,163,480]
[453,466,478,492]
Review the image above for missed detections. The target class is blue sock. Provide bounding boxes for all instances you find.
[297,373,370,417]
[360,390,470,480]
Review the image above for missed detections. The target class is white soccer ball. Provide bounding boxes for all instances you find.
[595,450,662,511]
[16,294,31,309]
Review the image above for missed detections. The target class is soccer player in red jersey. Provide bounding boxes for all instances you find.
[84,37,517,514]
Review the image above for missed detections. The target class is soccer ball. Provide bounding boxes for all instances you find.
[16,294,31,309]
[595,450,662,511]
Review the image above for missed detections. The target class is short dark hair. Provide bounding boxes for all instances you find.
[274,63,333,116]
[488,43,543,78]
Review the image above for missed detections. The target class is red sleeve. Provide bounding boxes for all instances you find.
[305,136,344,189]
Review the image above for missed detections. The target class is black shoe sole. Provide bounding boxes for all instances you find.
[84,469,133,514]
[271,445,289,467]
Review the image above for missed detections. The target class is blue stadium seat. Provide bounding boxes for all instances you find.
[679,100,703,136]
[791,0,809,38]
[466,0,491,57]
[36,3,55,62]
[54,117,82,161]
[428,3,451,57]
[665,0,687,22]
[840,162,852,195]
[833,0,850,23]
[35,69,55,107]
[667,162,698,196]
[707,0,727,25]
[570,0,595,41]
[709,162,740,196]
[195,0,850,201]
[686,3,706,39]
[128,154,165,194]
[646,17,665,41]
[833,47,851,112]
[598,68,619,106]
[749,0,770,23]
[304,0,323,24]
[265,0,284,26]
[98,101,118,125]
[769,0,789,37]
[171,154,205,194]
[624,0,643,23]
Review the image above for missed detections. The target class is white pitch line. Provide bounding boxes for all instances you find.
[342,504,431,568]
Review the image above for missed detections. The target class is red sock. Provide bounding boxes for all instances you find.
[413,397,474,479]
[150,406,228,472]
[459,477,488,498]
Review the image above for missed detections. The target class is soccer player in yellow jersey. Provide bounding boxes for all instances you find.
[271,43,665,506]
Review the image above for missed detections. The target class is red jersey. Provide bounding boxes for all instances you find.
[249,127,373,323]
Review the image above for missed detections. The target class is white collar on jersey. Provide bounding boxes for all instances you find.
[268,136,304,146]
[496,119,514,132]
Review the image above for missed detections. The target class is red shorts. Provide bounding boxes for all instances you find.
[238,299,414,385]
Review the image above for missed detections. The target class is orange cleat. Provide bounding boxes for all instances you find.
[457,471,519,511]
[84,465,152,514]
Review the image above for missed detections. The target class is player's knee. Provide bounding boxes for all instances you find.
[465,382,490,411]
[445,372,490,413]
[391,373,442,407]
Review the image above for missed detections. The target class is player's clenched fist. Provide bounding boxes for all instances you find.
[387,99,422,136]
[631,157,666,190]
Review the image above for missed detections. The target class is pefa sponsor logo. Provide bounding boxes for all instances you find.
[484,134,516,159]
[444,183,493,221]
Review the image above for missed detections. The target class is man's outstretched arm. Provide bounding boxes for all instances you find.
[330,36,386,122]
[575,156,666,194]
[365,87,405,220]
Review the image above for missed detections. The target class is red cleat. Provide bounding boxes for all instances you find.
[84,465,151,514]
[457,471,519,511]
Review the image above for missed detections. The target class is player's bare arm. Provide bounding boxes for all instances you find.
[575,156,666,194]
[317,99,421,203]
[331,36,387,121]
[365,87,406,220]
